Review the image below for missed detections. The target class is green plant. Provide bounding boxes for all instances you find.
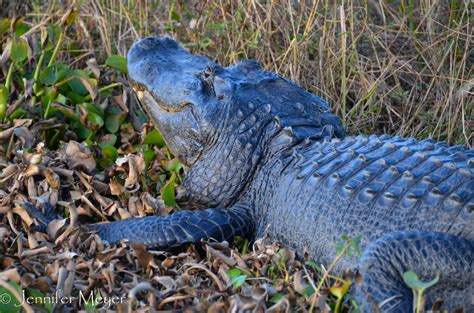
[226,268,247,289]
[403,271,440,313]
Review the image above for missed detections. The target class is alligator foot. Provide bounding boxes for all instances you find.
[354,231,474,312]
[18,200,63,233]
[88,204,254,249]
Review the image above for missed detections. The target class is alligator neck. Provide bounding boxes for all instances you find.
[181,103,280,209]
[181,91,344,209]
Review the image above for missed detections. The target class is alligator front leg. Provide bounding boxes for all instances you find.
[21,201,254,249]
[88,205,253,249]
[354,231,473,312]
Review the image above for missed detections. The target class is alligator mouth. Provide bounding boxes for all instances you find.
[130,81,192,113]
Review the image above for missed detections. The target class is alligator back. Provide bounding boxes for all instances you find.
[252,135,473,268]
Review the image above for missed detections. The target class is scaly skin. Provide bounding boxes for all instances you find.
[25,37,473,312]
[250,134,473,310]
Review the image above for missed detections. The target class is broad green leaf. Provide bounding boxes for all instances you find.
[301,286,315,298]
[8,108,27,120]
[105,55,127,74]
[99,134,117,149]
[226,268,242,280]
[11,37,28,62]
[74,121,93,140]
[13,18,29,36]
[82,102,104,117]
[56,93,67,104]
[162,159,183,173]
[101,146,118,161]
[66,70,90,95]
[144,149,156,168]
[162,173,177,207]
[230,275,246,288]
[40,64,69,85]
[403,271,439,290]
[227,268,247,288]
[44,24,61,51]
[87,112,104,128]
[329,280,351,299]
[143,129,166,147]
[0,281,22,313]
[269,293,284,303]
[52,103,79,121]
[105,109,124,133]
[67,90,85,104]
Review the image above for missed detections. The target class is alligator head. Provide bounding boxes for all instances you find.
[128,36,345,207]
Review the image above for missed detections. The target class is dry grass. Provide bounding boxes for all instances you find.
[7,0,473,146]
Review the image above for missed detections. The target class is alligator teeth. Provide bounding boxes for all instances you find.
[136,90,144,100]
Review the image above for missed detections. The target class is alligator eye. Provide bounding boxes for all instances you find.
[199,66,216,97]
[202,65,215,79]
[200,66,215,82]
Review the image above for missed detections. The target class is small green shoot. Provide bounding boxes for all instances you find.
[403,271,439,313]
[226,268,247,289]
[162,172,177,207]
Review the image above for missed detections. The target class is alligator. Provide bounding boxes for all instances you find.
[27,36,473,312]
